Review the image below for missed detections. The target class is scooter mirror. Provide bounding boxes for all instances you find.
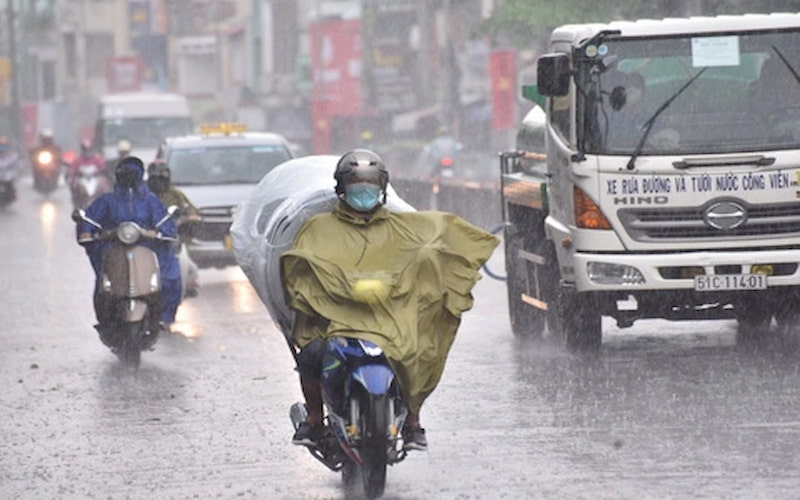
[155,206,179,228]
[71,209,85,223]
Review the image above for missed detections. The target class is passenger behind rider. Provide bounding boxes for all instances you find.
[147,159,201,246]
[283,149,499,452]
[76,156,182,335]
[147,159,201,299]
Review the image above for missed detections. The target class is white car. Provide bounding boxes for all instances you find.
[156,124,294,269]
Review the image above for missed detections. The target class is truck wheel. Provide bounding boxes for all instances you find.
[557,290,602,353]
[505,234,546,339]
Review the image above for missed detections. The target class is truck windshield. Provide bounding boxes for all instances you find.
[582,29,800,155]
[103,117,194,148]
[168,144,292,185]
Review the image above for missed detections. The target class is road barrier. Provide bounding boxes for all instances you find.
[391,177,501,231]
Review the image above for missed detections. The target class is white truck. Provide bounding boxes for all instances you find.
[94,92,194,163]
[501,12,800,351]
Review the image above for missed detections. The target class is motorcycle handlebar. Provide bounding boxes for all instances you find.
[77,225,177,245]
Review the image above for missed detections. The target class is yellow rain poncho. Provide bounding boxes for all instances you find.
[281,204,499,413]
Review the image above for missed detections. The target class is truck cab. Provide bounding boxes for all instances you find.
[501,13,800,351]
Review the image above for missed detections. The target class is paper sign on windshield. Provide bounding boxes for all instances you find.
[692,36,740,67]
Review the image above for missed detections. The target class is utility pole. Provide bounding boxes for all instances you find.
[251,0,262,90]
[6,0,22,149]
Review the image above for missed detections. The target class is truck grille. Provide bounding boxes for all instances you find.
[618,202,800,241]
[196,206,233,241]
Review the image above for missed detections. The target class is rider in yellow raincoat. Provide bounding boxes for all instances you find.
[281,149,499,451]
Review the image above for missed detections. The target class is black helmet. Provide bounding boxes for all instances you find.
[147,159,170,179]
[334,149,388,196]
[146,160,171,194]
[115,156,144,189]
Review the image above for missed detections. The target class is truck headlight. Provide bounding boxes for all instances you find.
[587,262,645,285]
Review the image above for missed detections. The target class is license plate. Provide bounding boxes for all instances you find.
[224,234,233,251]
[694,274,767,291]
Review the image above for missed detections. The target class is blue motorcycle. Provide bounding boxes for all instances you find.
[290,336,409,498]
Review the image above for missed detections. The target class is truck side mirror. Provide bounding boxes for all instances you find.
[537,53,571,97]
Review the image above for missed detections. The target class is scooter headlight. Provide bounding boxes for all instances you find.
[116,222,141,245]
[36,150,53,165]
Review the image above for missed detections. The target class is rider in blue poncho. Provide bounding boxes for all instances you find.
[76,156,182,330]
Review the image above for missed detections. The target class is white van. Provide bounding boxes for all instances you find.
[94,92,194,163]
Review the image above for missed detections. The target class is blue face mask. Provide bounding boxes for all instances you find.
[345,182,382,212]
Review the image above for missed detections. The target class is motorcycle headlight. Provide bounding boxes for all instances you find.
[37,150,53,165]
[359,340,383,356]
[116,222,141,245]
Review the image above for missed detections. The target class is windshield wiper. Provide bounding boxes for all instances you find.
[771,45,800,87]
[626,67,708,170]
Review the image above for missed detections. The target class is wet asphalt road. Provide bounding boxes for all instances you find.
[2,179,800,499]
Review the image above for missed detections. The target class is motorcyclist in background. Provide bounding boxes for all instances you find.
[282,149,499,451]
[422,126,462,180]
[105,139,132,178]
[67,139,106,179]
[0,136,20,205]
[77,156,183,336]
[31,128,62,162]
[66,139,109,208]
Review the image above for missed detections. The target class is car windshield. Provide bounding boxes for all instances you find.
[581,29,800,155]
[167,144,292,185]
[103,117,194,148]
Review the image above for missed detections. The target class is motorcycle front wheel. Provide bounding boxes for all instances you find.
[359,395,389,499]
[116,322,143,368]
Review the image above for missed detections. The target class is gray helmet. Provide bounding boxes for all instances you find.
[334,149,388,198]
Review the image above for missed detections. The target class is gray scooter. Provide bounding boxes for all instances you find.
[73,207,178,367]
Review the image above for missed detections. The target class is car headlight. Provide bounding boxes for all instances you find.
[587,262,646,285]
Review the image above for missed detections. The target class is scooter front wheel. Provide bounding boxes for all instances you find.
[116,322,143,368]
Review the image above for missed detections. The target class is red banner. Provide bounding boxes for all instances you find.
[309,18,362,152]
[21,103,38,150]
[490,50,517,131]
[309,18,362,117]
